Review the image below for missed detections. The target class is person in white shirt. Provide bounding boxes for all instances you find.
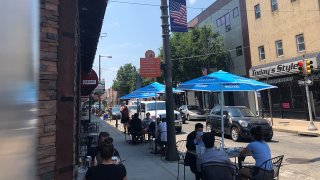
[158,117,167,143]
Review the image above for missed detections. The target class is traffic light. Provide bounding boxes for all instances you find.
[305,60,313,75]
[297,60,304,77]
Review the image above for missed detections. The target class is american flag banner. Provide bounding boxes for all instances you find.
[169,0,188,32]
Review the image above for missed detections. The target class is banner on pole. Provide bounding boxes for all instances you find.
[169,0,188,32]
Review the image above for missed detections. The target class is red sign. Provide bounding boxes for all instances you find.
[282,102,290,109]
[140,50,161,78]
[81,70,98,96]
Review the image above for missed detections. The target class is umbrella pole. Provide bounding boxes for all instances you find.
[154,93,158,153]
[220,84,225,150]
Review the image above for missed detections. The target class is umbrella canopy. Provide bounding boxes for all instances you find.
[177,70,277,149]
[177,70,277,92]
[134,82,184,94]
[120,92,158,100]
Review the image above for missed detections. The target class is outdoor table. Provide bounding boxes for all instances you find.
[188,147,249,169]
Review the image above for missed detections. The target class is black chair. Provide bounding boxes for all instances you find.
[252,155,284,180]
[176,140,187,180]
[201,161,237,180]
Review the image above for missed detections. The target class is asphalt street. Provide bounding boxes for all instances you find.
[177,120,320,180]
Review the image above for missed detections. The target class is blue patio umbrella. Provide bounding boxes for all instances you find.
[177,70,277,148]
[133,82,183,145]
[120,92,159,100]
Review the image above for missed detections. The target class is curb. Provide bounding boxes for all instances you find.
[273,128,320,137]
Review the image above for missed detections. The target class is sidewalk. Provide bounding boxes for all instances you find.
[90,115,194,180]
[270,118,320,136]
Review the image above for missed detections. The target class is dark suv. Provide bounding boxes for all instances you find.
[206,106,273,142]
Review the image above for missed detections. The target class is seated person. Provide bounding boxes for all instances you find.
[196,132,232,172]
[238,126,273,180]
[86,132,120,166]
[86,137,127,180]
[185,123,205,180]
[129,113,143,144]
[156,117,167,147]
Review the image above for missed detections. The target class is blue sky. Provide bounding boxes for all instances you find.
[93,0,215,88]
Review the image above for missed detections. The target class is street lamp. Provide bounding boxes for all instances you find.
[98,55,112,112]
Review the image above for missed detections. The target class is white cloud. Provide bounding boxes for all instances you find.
[189,0,197,5]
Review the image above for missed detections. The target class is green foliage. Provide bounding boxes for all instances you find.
[159,25,230,84]
[112,64,138,97]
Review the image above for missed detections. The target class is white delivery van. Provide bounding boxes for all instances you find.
[140,101,182,133]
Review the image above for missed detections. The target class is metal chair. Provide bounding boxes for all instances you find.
[252,155,284,180]
[201,161,237,180]
[176,140,187,180]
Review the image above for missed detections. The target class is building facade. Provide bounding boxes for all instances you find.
[247,0,320,119]
[38,0,108,179]
[188,0,256,110]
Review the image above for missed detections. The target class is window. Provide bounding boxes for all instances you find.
[258,46,265,60]
[233,7,239,18]
[216,18,222,27]
[236,46,243,56]
[296,34,305,52]
[271,0,278,11]
[254,4,261,19]
[225,25,231,32]
[275,40,283,56]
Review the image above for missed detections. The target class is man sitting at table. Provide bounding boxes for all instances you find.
[185,123,205,180]
[196,132,232,172]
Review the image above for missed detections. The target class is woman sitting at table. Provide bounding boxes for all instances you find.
[238,126,273,180]
[196,132,232,172]
[85,137,127,180]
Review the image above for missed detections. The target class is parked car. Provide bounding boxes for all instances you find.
[206,106,273,142]
[111,106,121,120]
[140,101,183,133]
[179,105,208,121]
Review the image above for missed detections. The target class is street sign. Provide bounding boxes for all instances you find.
[140,50,161,78]
[298,79,313,86]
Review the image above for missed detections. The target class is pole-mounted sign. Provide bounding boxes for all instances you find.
[140,50,161,78]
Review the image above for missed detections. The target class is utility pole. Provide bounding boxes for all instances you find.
[302,58,318,131]
[98,55,112,112]
[160,0,178,161]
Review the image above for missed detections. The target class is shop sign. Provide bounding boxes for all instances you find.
[282,102,290,109]
[249,57,317,79]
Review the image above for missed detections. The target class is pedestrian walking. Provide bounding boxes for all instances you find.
[121,105,129,134]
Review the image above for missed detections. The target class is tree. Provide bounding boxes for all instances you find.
[159,25,230,84]
[112,64,138,97]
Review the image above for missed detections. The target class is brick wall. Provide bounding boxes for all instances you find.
[38,0,59,179]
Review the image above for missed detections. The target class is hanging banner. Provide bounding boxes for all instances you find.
[169,0,188,32]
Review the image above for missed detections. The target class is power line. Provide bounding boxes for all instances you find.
[108,0,320,12]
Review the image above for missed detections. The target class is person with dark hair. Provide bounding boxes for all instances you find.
[196,132,231,172]
[85,137,127,180]
[129,113,143,144]
[121,105,130,134]
[185,123,205,180]
[238,126,273,180]
[86,132,120,166]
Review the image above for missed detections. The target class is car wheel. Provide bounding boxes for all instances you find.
[187,114,191,121]
[231,127,241,142]
[176,127,182,133]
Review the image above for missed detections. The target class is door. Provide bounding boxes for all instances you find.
[223,111,231,135]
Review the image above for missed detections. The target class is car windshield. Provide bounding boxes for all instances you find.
[239,107,255,117]
[128,106,137,110]
[188,105,200,110]
[228,108,242,117]
[112,107,120,112]
[146,102,166,111]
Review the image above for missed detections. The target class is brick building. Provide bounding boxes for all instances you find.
[38,0,108,179]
